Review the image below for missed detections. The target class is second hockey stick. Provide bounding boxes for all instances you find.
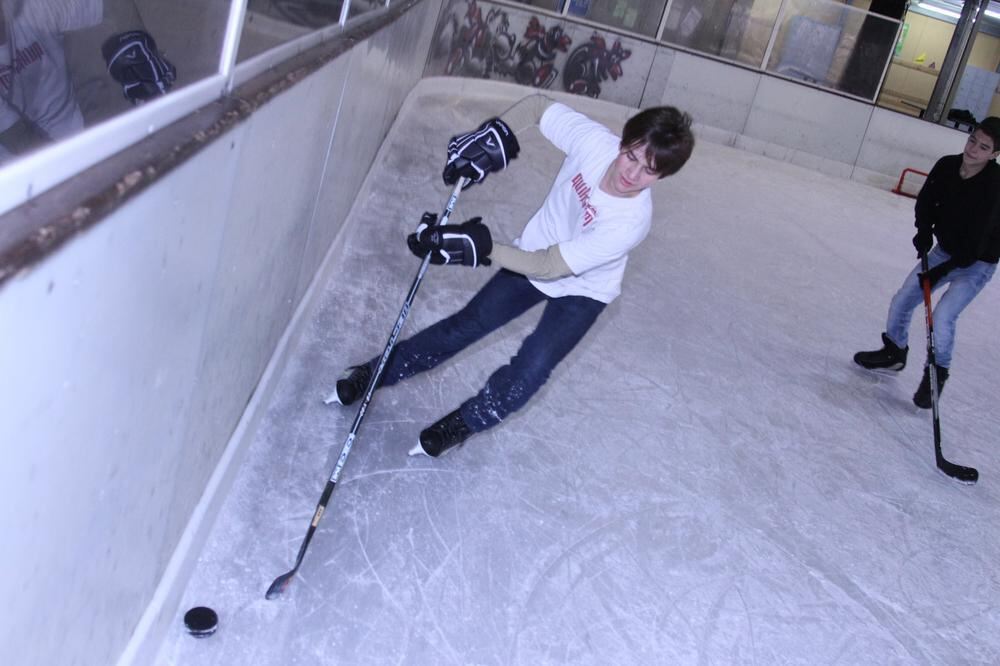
[920,255,978,485]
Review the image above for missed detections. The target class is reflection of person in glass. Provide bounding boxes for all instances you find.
[0,0,175,161]
[840,0,905,99]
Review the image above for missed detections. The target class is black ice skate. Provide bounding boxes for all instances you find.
[323,364,372,406]
[913,364,949,409]
[409,409,472,457]
[854,333,908,371]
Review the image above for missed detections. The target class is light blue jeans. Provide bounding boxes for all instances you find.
[885,245,996,368]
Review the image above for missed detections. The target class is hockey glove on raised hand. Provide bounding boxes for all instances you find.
[407,213,493,267]
[912,230,933,258]
[102,30,177,104]
[442,118,519,189]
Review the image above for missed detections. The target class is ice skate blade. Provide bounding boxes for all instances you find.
[853,362,905,374]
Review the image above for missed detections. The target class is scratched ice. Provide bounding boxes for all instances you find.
[154,88,1000,665]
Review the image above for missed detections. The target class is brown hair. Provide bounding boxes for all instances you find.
[976,116,1000,152]
[620,106,695,178]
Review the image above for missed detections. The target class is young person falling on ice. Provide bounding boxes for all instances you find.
[328,95,695,457]
[854,117,1000,407]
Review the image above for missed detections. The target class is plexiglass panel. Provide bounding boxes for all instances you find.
[0,0,231,166]
[949,25,1000,126]
[567,0,667,37]
[661,0,783,68]
[349,0,386,19]
[507,0,565,12]
[765,0,899,100]
[238,0,345,62]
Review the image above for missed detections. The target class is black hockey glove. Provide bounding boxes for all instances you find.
[102,30,177,104]
[912,230,933,258]
[918,259,956,289]
[442,118,519,189]
[407,213,492,267]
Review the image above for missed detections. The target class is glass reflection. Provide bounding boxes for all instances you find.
[878,5,981,119]
[509,1,565,12]
[568,0,666,38]
[765,0,900,100]
[0,0,230,166]
[661,0,782,68]
[239,0,345,61]
[348,0,386,20]
[947,24,1000,128]
[839,0,904,99]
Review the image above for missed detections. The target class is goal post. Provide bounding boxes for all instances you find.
[892,168,928,198]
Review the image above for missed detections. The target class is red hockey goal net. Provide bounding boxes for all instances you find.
[892,168,928,198]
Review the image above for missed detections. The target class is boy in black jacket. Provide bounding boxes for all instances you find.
[855,117,1000,407]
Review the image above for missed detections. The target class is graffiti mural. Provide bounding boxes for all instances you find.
[429,0,642,102]
[563,32,632,98]
[442,1,517,78]
[512,17,572,88]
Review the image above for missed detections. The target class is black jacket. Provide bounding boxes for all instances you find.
[915,155,1000,265]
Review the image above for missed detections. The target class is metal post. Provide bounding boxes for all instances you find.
[761,0,790,71]
[656,0,675,42]
[925,0,987,123]
[220,0,249,92]
[871,18,905,103]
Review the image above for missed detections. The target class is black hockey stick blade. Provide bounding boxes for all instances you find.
[936,457,978,485]
[265,570,296,600]
[265,488,329,599]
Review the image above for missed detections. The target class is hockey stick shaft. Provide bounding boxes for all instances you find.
[920,255,978,484]
[266,179,468,599]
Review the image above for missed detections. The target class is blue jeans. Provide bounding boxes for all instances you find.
[371,270,606,432]
[885,245,996,368]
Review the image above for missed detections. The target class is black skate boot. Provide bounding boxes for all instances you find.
[913,364,949,409]
[324,364,373,406]
[854,333,908,371]
[409,409,472,457]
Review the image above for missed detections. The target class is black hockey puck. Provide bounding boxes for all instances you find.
[183,606,218,637]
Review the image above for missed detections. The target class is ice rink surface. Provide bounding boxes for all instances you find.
[154,86,1000,665]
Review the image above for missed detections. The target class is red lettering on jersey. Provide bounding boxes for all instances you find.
[571,173,599,227]
[0,41,45,93]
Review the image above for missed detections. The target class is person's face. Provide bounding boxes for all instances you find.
[962,129,999,171]
[604,143,660,197]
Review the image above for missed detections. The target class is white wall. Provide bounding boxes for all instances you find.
[0,2,442,665]
[426,1,971,190]
[647,49,971,189]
